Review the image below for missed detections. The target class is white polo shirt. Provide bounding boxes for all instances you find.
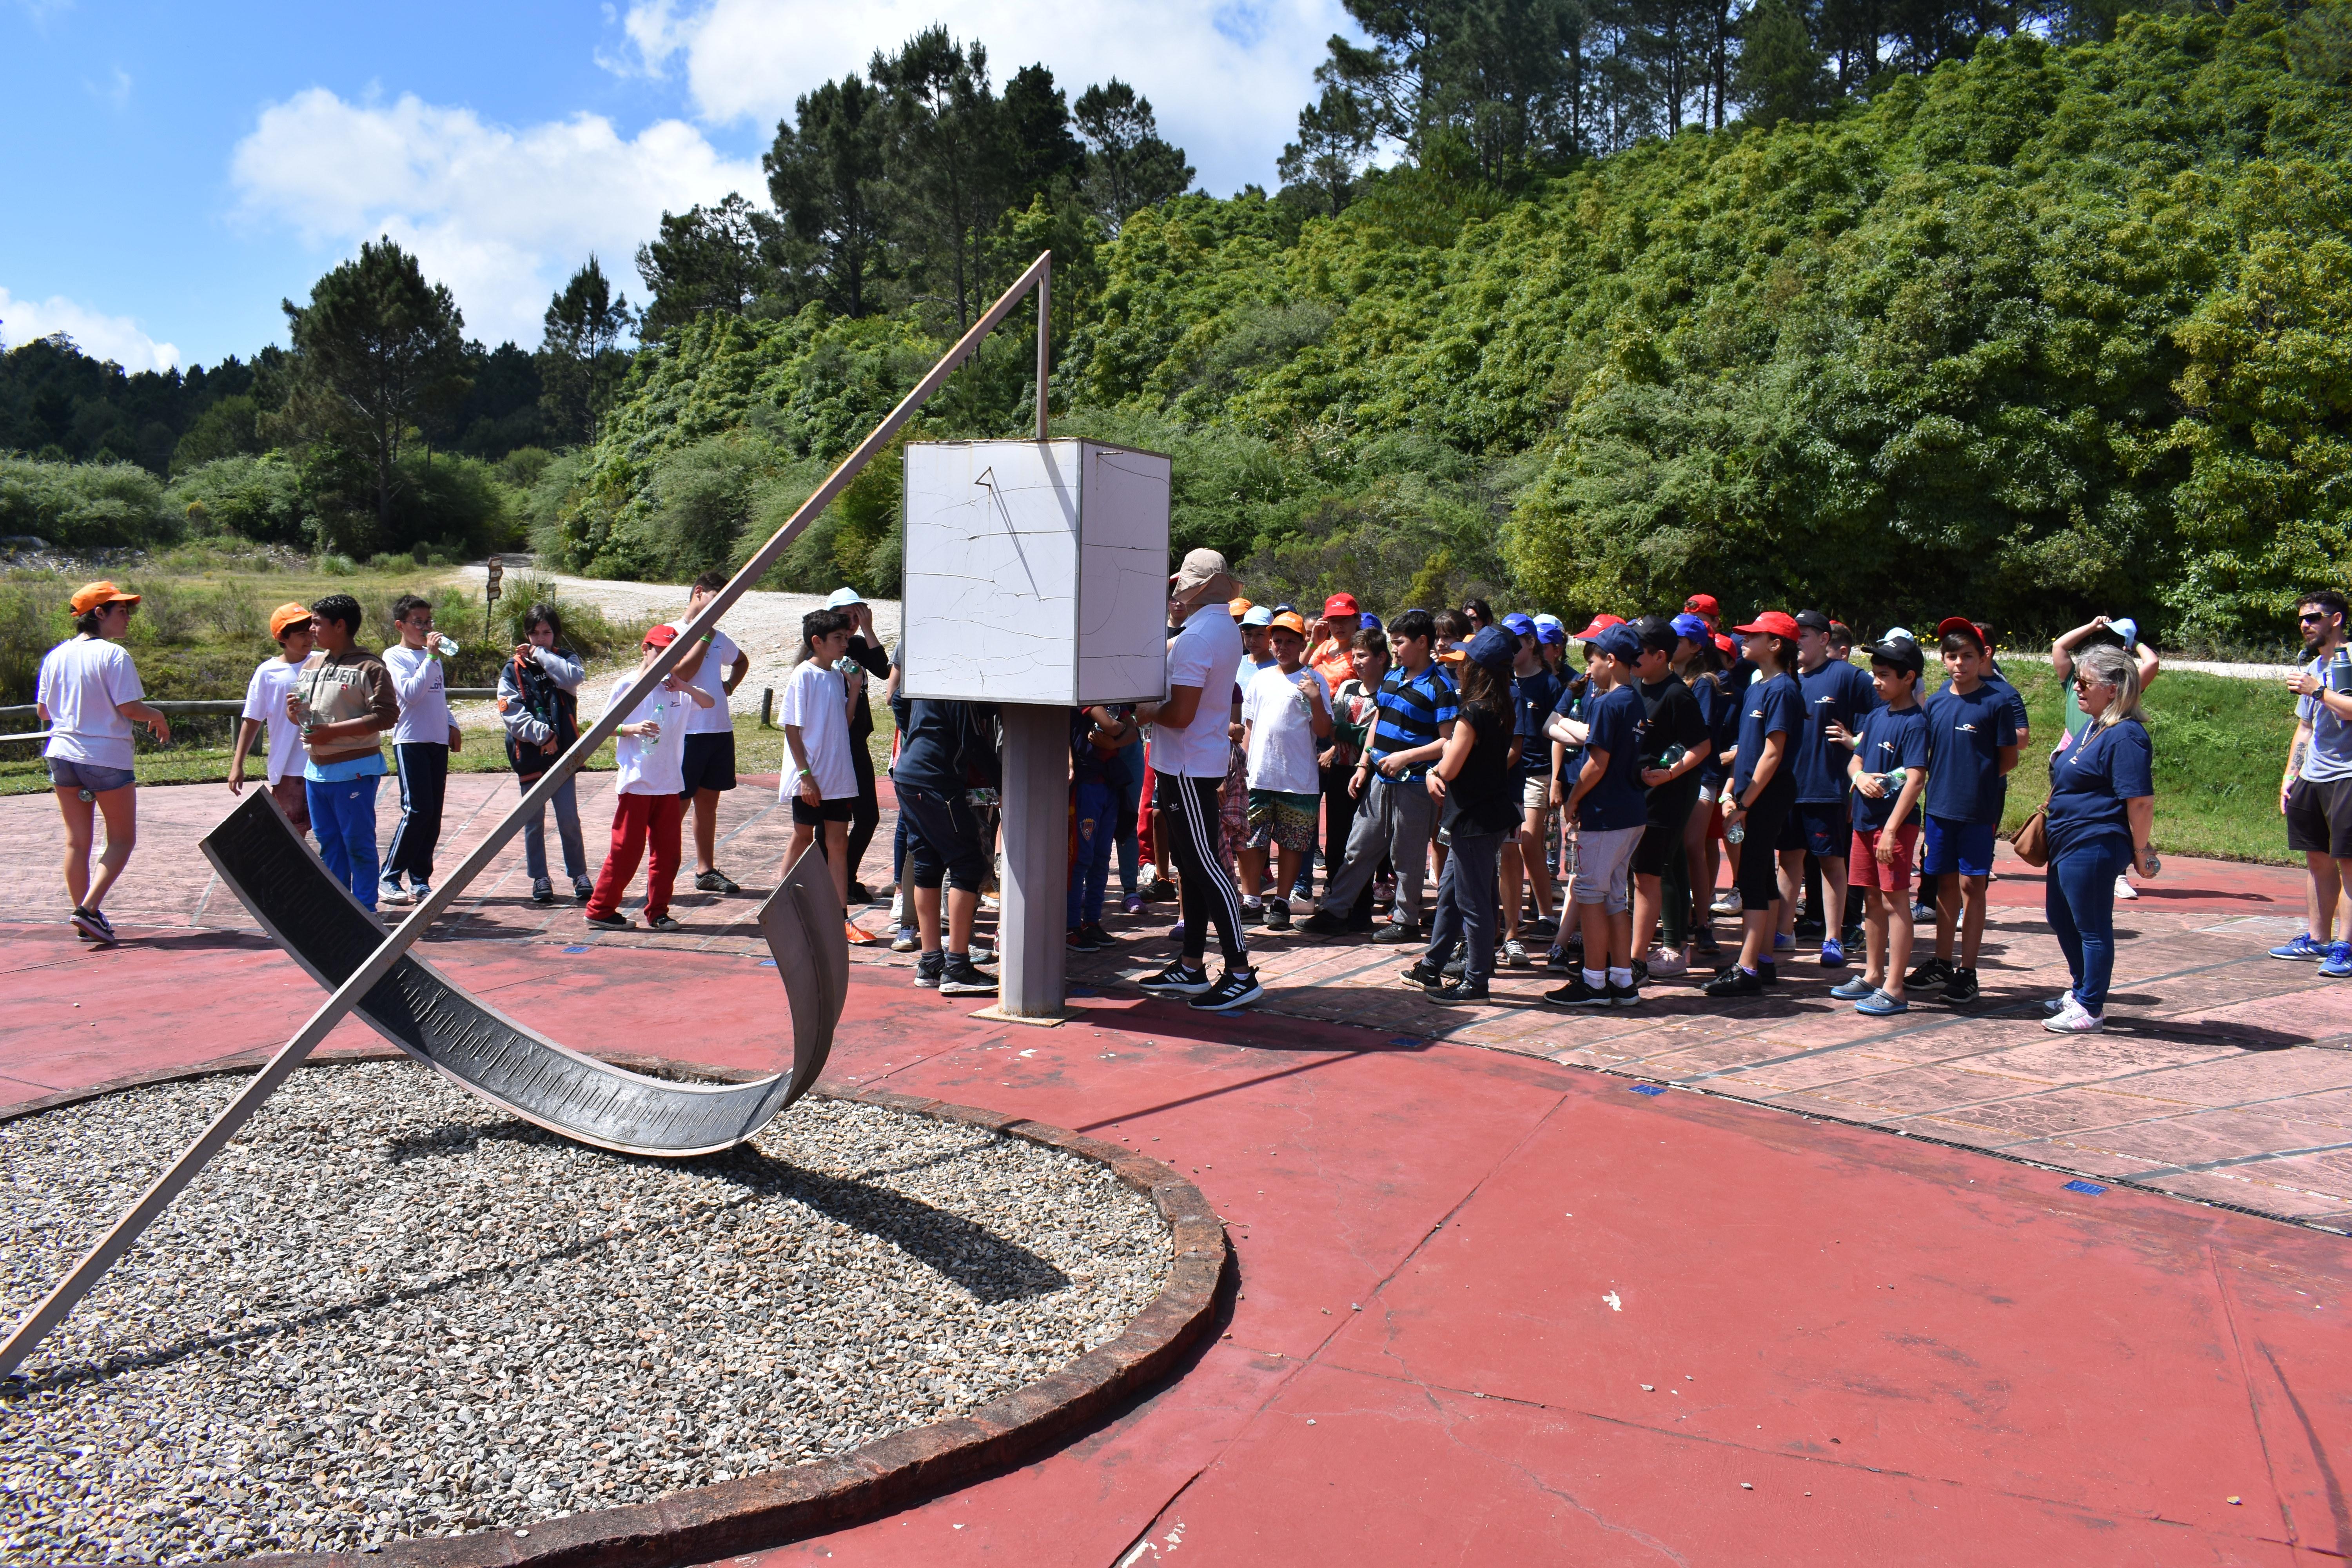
[662,621,742,736]
[1156,603,1245,780]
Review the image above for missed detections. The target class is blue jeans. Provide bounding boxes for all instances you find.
[520,772,586,883]
[2046,833,2134,1014]
[1108,760,1142,898]
[1424,824,1505,985]
[307,774,383,909]
[1069,776,1116,928]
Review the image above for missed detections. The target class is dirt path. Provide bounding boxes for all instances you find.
[448,564,901,720]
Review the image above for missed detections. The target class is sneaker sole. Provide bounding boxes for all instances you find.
[1138,980,1214,997]
[940,983,998,996]
[1189,985,1264,1011]
[70,913,116,943]
[1856,1001,1909,1015]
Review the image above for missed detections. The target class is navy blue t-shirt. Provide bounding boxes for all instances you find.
[1792,659,1879,803]
[2046,719,2153,855]
[1850,703,1929,831]
[1575,681,1649,831]
[1691,673,1738,789]
[1985,665,2031,739]
[893,700,996,796]
[1922,682,2018,823]
[1513,667,1563,780]
[1549,676,1590,785]
[1731,671,1803,801]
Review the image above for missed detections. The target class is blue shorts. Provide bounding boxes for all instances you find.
[1777,802,1852,858]
[47,757,136,794]
[1922,815,1998,878]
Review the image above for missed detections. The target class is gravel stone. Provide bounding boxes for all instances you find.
[0,1062,1169,1563]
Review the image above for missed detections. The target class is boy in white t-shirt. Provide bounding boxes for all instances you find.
[584,626,713,931]
[778,608,868,941]
[1237,611,1332,931]
[379,593,464,906]
[228,602,319,836]
[663,569,754,895]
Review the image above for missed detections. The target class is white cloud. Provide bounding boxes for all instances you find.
[0,287,180,372]
[606,0,1352,197]
[229,88,765,348]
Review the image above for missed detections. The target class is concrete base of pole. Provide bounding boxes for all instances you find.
[996,703,1070,1018]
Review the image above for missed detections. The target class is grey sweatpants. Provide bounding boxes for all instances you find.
[1318,774,1436,927]
[1424,823,1505,984]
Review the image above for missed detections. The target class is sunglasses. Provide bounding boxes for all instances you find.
[2072,676,2111,691]
[2301,612,2331,624]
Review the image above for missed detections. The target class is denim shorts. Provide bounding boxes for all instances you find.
[47,757,136,794]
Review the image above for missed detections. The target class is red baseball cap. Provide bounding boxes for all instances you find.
[1732,610,1801,639]
[1572,613,1626,642]
[1683,593,1721,618]
[643,624,681,649]
[1323,592,1360,617]
[1712,632,1737,656]
[1934,615,1986,649]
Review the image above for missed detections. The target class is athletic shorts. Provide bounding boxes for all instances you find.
[1573,824,1641,912]
[678,730,737,795]
[1733,784,1795,906]
[1778,801,1851,858]
[45,757,135,793]
[791,795,856,826]
[1521,774,1551,814]
[1920,815,1998,878]
[898,782,989,892]
[1246,788,1319,853]
[2285,775,2352,860]
[1848,822,1921,892]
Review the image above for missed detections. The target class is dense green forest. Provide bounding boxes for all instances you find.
[8,0,2352,645]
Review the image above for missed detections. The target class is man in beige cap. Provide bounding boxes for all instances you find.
[1136,549,1261,1011]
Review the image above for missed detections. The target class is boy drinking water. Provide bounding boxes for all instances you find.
[1831,635,1931,1014]
[380,593,463,906]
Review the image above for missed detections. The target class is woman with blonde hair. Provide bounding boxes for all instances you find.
[2040,643,2160,1033]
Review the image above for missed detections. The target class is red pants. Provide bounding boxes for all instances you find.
[587,791,683,919]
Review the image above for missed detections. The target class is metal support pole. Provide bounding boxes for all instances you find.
[0,252,1057,1381]
[996,704,1070,1018]
[1035,262,1051,442]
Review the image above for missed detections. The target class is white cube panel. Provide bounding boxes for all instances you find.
[900,439,1172,705]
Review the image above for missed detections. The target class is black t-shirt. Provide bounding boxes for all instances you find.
[891,700,999,796]
[1639,675,1709,822]
[845,634,889,739]
[1445,701,1520,835]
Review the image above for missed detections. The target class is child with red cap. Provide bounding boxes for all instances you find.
[1704,612,1805,996]
[584,626,714,932]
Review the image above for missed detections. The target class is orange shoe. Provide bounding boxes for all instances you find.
[844,919,881,946]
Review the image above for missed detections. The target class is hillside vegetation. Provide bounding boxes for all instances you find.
[550,0,2352,648]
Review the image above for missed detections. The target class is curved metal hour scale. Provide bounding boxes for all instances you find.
[0,252,1059,1378]
[199,789,846,1156]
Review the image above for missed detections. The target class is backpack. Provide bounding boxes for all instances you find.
[505,651,579,778]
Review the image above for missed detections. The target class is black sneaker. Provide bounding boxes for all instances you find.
[1372,922,1421,945]
[1189,970,1263,1011]
[1629,958,1650,987]
[1345,914,1378,933]
[849,880,873,904]
[645,913,682,933]
[1240,901,1265,927]
[1942,967,1980,1004]
[694,869,740,895]
[531,878,555,905]
[1068,926,1103,953]
[1544,976,1612,1007]
[1077,923,1114,951]
[1400,958,1447,989]
[1703,967,1765,998]
[1757,962,1780,986]
[1300,909,1347,936]
[941,957,998,996]
[1795,913,1826,938]
[1610,981,1642,1007]
[1138,960,1213,997]
[1528,914,1559,938]
[914,951,946,988]
[1262,898,1292,932]
[1426,977,1490,1004]
[584,912,632,931]
[1692,926,1721,956]
[1906,956,1952,988]
[70,906,116,944]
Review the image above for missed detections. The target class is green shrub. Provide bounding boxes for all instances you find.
[169,453,307,544]
[0,456,176,548]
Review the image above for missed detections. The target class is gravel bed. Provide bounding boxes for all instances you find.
[0,1062,1168,1563]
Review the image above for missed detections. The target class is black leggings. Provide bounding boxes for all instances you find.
[847,739,880,877]
[1169,773,1248,969]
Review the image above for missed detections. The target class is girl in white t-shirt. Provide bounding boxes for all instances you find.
[778,608,867,942]
[36,582,169,944]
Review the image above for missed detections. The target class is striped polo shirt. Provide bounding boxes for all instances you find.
[1369,662,1459,779]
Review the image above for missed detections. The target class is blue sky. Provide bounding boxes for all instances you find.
[0,0,1350,372]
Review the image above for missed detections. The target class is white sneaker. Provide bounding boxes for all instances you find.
[379,883,414,906]
[2042,993,2105,1033]
[2114,875,2138,900]
[1501,938,1527,967]
[1710,889,1744,918]
[1644,946,1689,977]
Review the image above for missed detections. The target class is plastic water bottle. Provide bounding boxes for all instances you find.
[1879,769,1907,794]
[434,633,460,658]
[1726,819,1745,845]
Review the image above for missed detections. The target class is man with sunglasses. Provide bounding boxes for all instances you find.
[2276,590,2352,974]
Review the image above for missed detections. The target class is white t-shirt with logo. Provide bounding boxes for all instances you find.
[383,643,453,747]
[604,672,693,797]
[1241,664,1332,795]
[1158,604,1245,779]
[777,659,856,801]
[36,637,143,769]
[663,622,741,736]
[240,656,309,785]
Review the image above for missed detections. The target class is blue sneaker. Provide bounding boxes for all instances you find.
[2270,932,2328,960]
[1855,989,1909,1016]
[1829,975,1877,1000]
[1773,931,1795,954]
[2324,942,2352,979]
[1819,937,1846,967]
